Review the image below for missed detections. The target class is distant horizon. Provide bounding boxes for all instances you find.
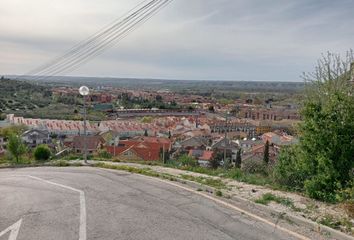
[7,74,305,83]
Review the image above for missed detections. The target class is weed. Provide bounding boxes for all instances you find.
[180,175,226,189]
[318,215,341,230]
[54,160,70,167]
[215,190,223,197]
[342,201,354,218]
[255,193,298,211]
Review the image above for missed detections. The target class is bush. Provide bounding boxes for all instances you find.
[215,190,223,197]
[242,158,268,175]
[98,150,112,159]
[273,146,307,190]
[34,145,51,162]
[178,154,198,167]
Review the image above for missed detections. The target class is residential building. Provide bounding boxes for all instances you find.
[261,132,298,149]
[237,139,263,151]
[242,143,278,163]
[106,139,168,161]
[188,149,214,167]
[211,138,239,162]
[22,129,51,148]
[210,122,257,138]
[72,136,105,154]
[179,136,210,150]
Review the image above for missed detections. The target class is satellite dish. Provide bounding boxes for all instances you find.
[79,86,90,96]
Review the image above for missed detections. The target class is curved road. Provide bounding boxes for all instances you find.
[0,167,300,240]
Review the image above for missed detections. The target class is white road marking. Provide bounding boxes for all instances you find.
[14,175,87,240]
[131,173,311,240]
[0,219,22,240]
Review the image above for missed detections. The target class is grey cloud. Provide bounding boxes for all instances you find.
[0,0,353,81]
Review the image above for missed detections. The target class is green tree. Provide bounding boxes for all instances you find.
[160,149,170,164]
[235,149,242,168]
[273,145,307,190]
[34,145,51,162]
[7,134,27,164]
[0,125,27,138]
[298,52,354,202]
[209,151,222,169]
[274,51,354,202]
[263,140,270,165]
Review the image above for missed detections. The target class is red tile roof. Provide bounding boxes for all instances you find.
[73,136,105,151]
[106,139,168,161]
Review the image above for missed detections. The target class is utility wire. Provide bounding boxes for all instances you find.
[52,0,173,81]
[29,0,160,79]
[23,0,173,81]
[33,0,168,80]
[23,0,152,78]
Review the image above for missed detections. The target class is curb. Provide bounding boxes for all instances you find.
[171,176,354,240]
[91,160,354,240]
[2,162,353,240]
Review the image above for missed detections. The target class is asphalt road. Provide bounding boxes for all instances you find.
[0,167,300,240]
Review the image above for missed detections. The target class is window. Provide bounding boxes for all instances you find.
[124,151,132,156]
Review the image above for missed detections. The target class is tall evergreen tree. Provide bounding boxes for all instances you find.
[235,149,242,168]
[263,140,270,165]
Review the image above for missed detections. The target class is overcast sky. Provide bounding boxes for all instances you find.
[0,0,353,81]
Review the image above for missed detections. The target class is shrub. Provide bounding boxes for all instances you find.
[242,158,268,175]
[178,154,198,167]
[98,150,112,159]
[304,173,338,203]
[273,146,307,191]
[215,190,223,197]
[34,145,51,162]
[255,193,295,208]
[297,51,354,201]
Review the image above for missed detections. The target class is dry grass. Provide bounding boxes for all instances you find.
[342,201,354,218]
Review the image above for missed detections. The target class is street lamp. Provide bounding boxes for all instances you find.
[224,111,230,169]
[79,86,90,164]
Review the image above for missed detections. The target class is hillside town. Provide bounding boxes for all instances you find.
[0,86,299,167]
[1,0,353,239]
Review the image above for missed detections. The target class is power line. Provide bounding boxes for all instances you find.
[24,0,151,78]
[23,0,173,80]
[35,0,169,80]
[52,0,173,82]
[28,0,160,79]
[29,0,165,79]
